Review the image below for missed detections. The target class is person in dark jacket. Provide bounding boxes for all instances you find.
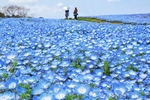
[73,7,78,19]
[65,10,69,19]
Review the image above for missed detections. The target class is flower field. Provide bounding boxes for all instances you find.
[95,13,150,25]
[0,15,150,100]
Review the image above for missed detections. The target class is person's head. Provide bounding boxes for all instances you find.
[65,10,69,12]
[75,7,77,10]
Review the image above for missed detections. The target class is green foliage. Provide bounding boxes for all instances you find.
[65,94,84,100]
[52,68,57,72]
[19,83,32,99]
[109,46,119,50]
[109,97,118,100]
[65,94,77,100]
[12,59,18,67]
[89,83,95,88]
[121,51,126,55]
[52,55,62,61]
[71,58,84,69]
[126,64,139,72]
[103,61,111,76]
[2,73,8,80]
[9,59,18,73]
[79,49,85,53]
[140,91,145,96]
[139,52,146,56]
[20,93,30,99]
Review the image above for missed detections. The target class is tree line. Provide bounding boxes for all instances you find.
[0,5,31,18]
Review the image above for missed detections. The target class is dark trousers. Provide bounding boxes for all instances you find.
[74,15,77,19]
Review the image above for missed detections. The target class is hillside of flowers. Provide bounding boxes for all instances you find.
[95,13,150,25]
[0,16,150,100]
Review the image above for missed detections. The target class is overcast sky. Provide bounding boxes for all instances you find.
[0,0,150,19]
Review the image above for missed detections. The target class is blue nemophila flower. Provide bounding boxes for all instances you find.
[125,49,134,55]
[127,44,134,49]
[0,82,5,90]
[128,70,137,79]
[83,74,94,81]
[26,76,37,84]
[37,79,50,89]
[50,84,63,93]
[90,54,98,61]
[66,81,78,89]
[75,84,90,95]
[54,90,67,100]
[55,74,67,81]
[42,65,50,70]
[6,52,16,60]
[23,52,32,57]
[112,82,127,96]
[32,86,44,95]
[139,72,147,79]
[59,60,70,67]
[89,89,100,98]
[15,70,21,77]
[72,75,84,83]
[0,91,15,100]
[0,59,4,68]
[94,69,103,77]
[32,96,39,100]
[39,93,54,100]
[44,42,51,48]
[85,51,92,57]
[50,60,60,69]
[16,86,26,95]
[5,77,18,89]
[129,91,141,99]
[99,92,106,99]
[87,62,94,68]
[54,50,61,56]
[21,75,37,84]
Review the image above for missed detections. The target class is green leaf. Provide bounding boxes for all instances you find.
[104,61,111,76]
[2,73,8,79]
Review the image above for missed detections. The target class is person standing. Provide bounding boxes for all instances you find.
[65,10,69,19]
[73,7,78,19]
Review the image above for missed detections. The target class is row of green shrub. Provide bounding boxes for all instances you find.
[0,12,5,18]
[0,12,26,18]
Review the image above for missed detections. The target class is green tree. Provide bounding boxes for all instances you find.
[0,12,5,17]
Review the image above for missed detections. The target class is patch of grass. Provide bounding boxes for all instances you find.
[78,17,107,23]
[103,61,111,76]
[77,17,124,24]
[70,17,148,25]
